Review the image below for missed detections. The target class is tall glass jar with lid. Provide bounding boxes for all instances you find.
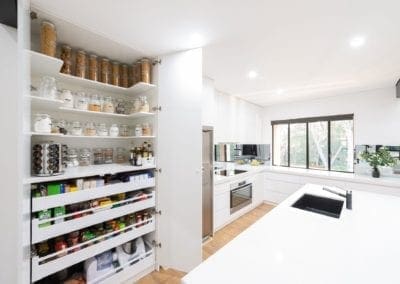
[102,96,114,113]
[89,94,101,112]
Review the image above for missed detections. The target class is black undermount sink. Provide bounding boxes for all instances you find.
[292,194,344,219]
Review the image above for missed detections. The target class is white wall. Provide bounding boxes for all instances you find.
[263,87,400,145]
[202,78,264,144]
[0,24,20,284]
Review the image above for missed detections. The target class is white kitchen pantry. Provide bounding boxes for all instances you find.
[1,1,400,284]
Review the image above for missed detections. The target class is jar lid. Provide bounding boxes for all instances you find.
[41,20,55,28]
[61,44,71,50]
[90,54,98,58]
[77,50,86,55]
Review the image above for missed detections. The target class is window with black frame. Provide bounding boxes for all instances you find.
[272,114,354,172]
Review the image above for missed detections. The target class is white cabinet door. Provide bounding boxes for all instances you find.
[156,48,203,272]
[253,173,265,205]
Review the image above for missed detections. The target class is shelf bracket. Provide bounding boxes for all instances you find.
[155,168,162,173]
[152,240,162,248]
[152,209,162,215]
[152,106,162,112]
[30,11,38,20]
[152,59,162,66]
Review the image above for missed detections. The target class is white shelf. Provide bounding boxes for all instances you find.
[29,50,63,76]
[24,164,156,184]
[32,178,156,212]
[31,221,155,282]
[29,95,65,110]
[29,132,156,140]
[32,192,155,244]
[58,107,155,119]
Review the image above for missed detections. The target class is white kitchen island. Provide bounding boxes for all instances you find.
[183,184,400,284]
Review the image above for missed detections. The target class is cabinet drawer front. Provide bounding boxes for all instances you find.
[214,192,229,212]
[264,190,288,204]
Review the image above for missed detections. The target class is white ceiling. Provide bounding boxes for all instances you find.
[32,0,400,106]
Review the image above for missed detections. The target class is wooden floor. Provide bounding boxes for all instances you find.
[136,203,275,284]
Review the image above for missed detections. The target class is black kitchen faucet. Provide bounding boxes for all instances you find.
[323,187,352,210]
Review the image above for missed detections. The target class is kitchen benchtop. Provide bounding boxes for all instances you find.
[182,184,400,284]
[214,164,400,188]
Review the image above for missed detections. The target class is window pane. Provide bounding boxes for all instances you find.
[309,121,328,170]
[331,120,354,172]
[289,123,306,168]
[273,124,288,166]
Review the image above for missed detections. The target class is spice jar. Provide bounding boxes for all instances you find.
[75,50,87,78]
[93,148,105,165]
[60,89,74,108]
[97,123,108,136]
[102,96,114,113]
[79,148,91,166]
[109,124,119,137]
[51,119,60,134]
[140,96,150,112]
[89,94,101,112]
[40,21,57,57]
[104,148,113,164]
[67,231,80,252]
[100,58,111,84]
[54,237,68,257]
[121,64,129,87]
[38,76,57,99]
[74,92,88,110]
[115,99,126,114]
[140,58,151,83]
[116,147,127,163]
[67,148,79,167]
[60,45,72,75]
[34,114,52,133]
[120,124,129,137]
[84,122,96,136]
[131,98,141,113]
[71,121,83,136]
[142,123,152,136]
[112,61,120,86]
[89,54,99,81]
[135,124,143,137]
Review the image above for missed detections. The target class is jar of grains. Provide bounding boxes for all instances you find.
[121,64,129,87]
[79,148,91,166]
[89,94,101,112]
[84,122,96,136]
[97,123,108,136]
[60,45,72,75]
[120,124,129,137]
[40,21,57,57]
[75,50,87,78]
[140,58,151,83]
[142,123,152,136]
[133,62,141,84]
[93,148,104,165]
[102,96,114,113]
[89,54,99,81]
[104,148,113,164]
[100,58,111,84]
[75,92,88,110]
[112,61,120,86]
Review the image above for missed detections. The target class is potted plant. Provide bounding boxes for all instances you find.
[360,147,397,178]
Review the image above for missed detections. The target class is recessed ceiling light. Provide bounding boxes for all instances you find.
[276,88,284,94]
[349,36,366,48]
[247,70,258,79]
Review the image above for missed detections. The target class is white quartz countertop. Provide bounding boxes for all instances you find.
[214,163,400,188]
[182,184,400,284]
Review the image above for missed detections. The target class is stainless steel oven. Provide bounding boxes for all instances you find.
[230,180,252,214]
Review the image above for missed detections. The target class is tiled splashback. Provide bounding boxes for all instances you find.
[354,145,400,175]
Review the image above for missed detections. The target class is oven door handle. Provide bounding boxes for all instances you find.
[231,183,252,193]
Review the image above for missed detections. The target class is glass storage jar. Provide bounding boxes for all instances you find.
[60,45,72,75]
[70,121,83,136]
[115,147,127,163]
[93,148,105,165]
[40,21,57,57]
[102,96,114,113]
[121,64,129,87]
[67,148,79,167]
[79,148,91,166]
[104,148,113,164]
[115,99,126,114]
[140,58,151,83]
[89,54,99,81]
[75,50,87,78]
[60,89,74,108]
[51,119,60,134]
[100,58,111,84]
[84,122,96,136]
[142,123,152,136]
[112,61,120,86]
[133,61,141,84]
[38,76,57,99]
[131,98,141,113]
[109,124,119,137]
[97,123,108,136]
[74,92,88,110]
[120,124,129,137]
[139,96,150,112]
[135,124,143,137]
[57,120,68,135]
[34,114,52,133]
[88,94,101,112]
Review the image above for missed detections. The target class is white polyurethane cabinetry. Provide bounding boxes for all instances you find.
[157,48,203,273]
[213,173,265,232]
